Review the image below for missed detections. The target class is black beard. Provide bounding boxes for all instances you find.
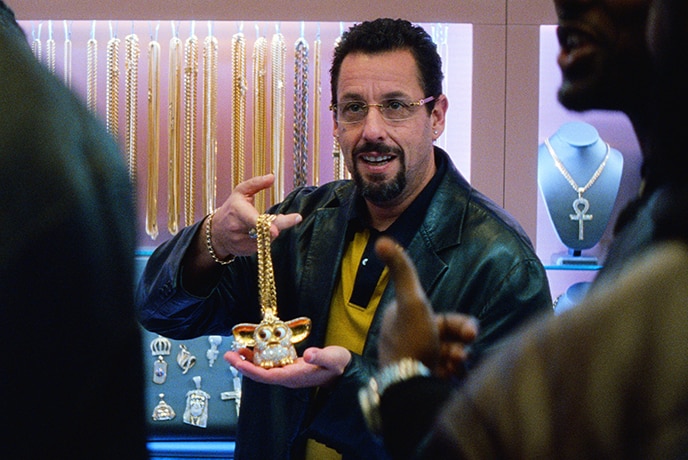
[351,142,406,204]
[353,166,406,204]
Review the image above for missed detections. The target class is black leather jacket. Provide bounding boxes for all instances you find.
[136,148,551,459]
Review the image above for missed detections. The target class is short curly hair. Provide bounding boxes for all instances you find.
[329,18,443,112]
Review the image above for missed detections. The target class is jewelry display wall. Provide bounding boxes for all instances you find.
[19,20,470,249]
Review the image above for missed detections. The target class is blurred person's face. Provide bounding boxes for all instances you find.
[553,0,653,114]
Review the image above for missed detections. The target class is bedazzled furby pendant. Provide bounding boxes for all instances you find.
[231,213,311,368]
[233,310,312,368]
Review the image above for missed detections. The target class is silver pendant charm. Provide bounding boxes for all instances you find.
[569,195,593,240]
[152,393,176,421]
[177,344,197,374]
[184,376,210,428]
[150,335,172,384]
[206,335,222,367]
[220,365,242,417]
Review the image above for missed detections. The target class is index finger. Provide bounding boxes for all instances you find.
[374,236,429,317]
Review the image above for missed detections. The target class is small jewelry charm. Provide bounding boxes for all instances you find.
[206,335,222,367]
[177,344,196,374]
[184,376,210,428]
[220,365,242,417]
[152,393,176,421]
[150,335,172,384]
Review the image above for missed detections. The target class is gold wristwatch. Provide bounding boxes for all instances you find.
[358,358,430,435]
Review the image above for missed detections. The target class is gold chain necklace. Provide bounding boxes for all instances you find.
[63,21,73,89]
[252,34,268,212]
[106,31,120,138]
[271,30,286,204]
[86,25,97,115]
[183,29,198,227]
[203,28,219,216]
[231,214,312,369]
[231,29,247,190]
[167,29,183,235]
[146,29,161,240]
[46,21,55,74]
[256,214,279,316]
[544,138,611,240]
[312,32,321,186]
[125,32,140,199]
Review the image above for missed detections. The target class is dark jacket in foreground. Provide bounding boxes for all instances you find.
[0,7,148,459]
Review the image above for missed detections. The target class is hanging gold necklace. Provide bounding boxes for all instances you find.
[252,34,268,212]
[63,21,73,89]
[183,26,199,227]
[312,30,321,186]
[544,138,610,241]
[46,21,55,74]
[146,25,161,240]
[271,29,286,204]
[231,27,247,190]
[125,30,140,200]
[106,25,120,139]
[86,23,97,115]
[167,25,183,235]
[232,214,311,369]
[203,25,219,216]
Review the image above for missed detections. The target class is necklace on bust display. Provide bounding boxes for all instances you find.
[544,138,611,241]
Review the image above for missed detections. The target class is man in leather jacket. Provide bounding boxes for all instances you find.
[136,18,551,460]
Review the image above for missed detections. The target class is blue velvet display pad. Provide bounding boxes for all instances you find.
[142,328,239,441]
[136,253,238,442]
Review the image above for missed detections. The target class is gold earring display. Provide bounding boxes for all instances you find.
[203,26,219,215]
[86,23,98,115]
[292,33,309,188]
[271,30,286,204]
[146,28,161,240]
[252,33,268,212]
[168,26,183,235]
[183,27,198,227]
[125,31,140,198]
[106,26,120,138]
[231,28,247,190]
[232,214,311,369]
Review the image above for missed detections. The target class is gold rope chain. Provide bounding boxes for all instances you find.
[256,214,278,318]
[544,138,610,197]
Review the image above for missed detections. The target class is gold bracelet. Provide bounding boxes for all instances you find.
[205,212,234,265]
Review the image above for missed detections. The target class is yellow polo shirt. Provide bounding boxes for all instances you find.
[305,228,389,459]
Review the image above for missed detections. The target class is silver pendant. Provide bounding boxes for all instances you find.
[569,196,593,240]
[206,335,222,367]
[152,393,176,421]
[183,376,210,428]
[220,365,242,417]
[150,335,172,384]
[177,344,197,374]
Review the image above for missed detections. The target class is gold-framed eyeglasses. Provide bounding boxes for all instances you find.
[330,95,436,124]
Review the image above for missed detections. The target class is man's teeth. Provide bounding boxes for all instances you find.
[362,155,392,163]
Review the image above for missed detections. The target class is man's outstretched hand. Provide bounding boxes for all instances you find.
[375,236,479,378]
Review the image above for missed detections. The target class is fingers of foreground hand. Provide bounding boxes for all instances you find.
[375,236,439,368]
[374,236,431,322]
